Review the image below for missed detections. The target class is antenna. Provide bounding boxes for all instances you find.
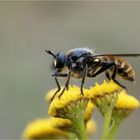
[45,50,55,57]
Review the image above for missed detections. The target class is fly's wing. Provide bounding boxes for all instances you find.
[76,53,140,61]
[92,54,140,57]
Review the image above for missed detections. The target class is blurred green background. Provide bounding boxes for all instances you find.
[0,1,140,139]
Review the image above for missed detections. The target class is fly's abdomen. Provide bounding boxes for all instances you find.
[103,56,135,81]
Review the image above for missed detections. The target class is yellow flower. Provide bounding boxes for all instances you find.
[85,80,121,100]
[22,118,71,139]
[46,117,72,129]
[113,90,140,118]
[84,80,122,139]
[84,101,96,122]
[86,120,97,136]
[84,80,122,115]
[47,85,90,139]
[115,90,140,109]
[107,91,140,139]
[23,117,97,139]
[47,85,89,118]
[47,87,95,122]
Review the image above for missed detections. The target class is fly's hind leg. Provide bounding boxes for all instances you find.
[112,78,126,89]
[110,64,126,89]
[105,71,111,80]
[111,78,126,89]
[105,70,125,88]
[87,61,126,89]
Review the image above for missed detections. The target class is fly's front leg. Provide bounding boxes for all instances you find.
[50,76,61,102]
[58,69,71,99]
[57,58,73,99]
[51,72,68,102]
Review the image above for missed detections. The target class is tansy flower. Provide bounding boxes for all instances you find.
[47,85,89,119]
[85,80,121,100]
[107,90,140,139]
[115,90,139,110]
[112,90,140,124]
[23,117,97,140]
[85,80,122,118]
[22,118,73,139]
[86,119,97,137]
[47,88,95,122]
[84,100,96,122]
[47,85,89,139]
[44,117,72,129]
[84,80,122,140]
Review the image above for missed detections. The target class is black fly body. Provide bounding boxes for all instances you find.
[46,48,140,101]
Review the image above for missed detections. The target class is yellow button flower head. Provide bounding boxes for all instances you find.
[116,90,140,109]
[47,87,95,122]
[47,85,89,139]
[107,90,140,139]
[85,80,121,100]
[86,119,97,136]
[46,117,72,129]
[113,90,140,118]
[47,85,89,119]
[85,80,121,115]
[84,100,96,122]
[85,80,122,139]
[22,118,71,139]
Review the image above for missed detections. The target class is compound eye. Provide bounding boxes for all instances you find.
[94,58,100,63]
[53,53,66,68]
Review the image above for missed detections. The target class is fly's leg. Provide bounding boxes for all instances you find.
[50,76,61,102]
[105,71,111,80]
[88,62,116,77]
[112,78,126,89]
[81,65,88,95]
[111,65,126,89]
[88,61,126,89]
[58,69,71,99]
[51,73,68,102]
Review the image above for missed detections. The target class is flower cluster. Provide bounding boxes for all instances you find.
[23,80,139,140]
[23,118,72,139]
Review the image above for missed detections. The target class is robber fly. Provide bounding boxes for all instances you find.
[46,48,140,101]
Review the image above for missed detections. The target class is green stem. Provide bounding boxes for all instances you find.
[72,117,88,140]
[107,117,122,139]
[101,109,112,140]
